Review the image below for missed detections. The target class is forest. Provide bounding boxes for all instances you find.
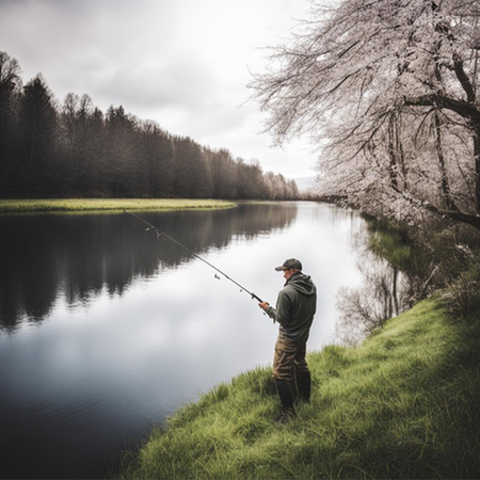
[0,51,299,200]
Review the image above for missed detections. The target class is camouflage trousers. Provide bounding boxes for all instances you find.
[272,334,310,384]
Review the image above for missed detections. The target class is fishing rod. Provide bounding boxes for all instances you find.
[124,210,264,303]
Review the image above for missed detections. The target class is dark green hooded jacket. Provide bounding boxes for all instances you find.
[266,272,317,342]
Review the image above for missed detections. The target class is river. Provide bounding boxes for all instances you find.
[0,202,366,479]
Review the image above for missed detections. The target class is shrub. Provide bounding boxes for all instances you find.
[443,255,480,320]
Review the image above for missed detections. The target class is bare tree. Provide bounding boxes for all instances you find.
[138,121,175,198]
[172,136,213,198]
[206,148,238,199]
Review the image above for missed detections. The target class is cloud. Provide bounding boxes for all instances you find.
[94,51,218,112]
[0,0,319,179]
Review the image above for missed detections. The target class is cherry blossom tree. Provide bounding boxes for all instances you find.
[252,0,480,229]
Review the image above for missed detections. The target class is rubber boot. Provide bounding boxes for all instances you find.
[296,370,311,403]
[274,379,296,424]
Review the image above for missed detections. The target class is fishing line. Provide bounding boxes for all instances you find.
[124,210,264,303]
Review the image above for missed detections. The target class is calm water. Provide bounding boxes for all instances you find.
[0,202,365,479]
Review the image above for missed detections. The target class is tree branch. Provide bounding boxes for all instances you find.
[453,54,476,103]
[404,94,480,125]
[423,203,480,229]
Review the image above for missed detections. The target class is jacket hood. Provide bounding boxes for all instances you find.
[286,272,317,296]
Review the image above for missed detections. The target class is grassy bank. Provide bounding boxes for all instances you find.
[0,198,237,213]
[119,297,480,479]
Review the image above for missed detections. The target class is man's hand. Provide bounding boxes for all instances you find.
[259,302,270,311]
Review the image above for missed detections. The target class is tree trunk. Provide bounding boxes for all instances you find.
[387,114,400,191]
[433,111,457,211]
[395,113,407,189]
[392,266,399,316]
[474,127,480,213]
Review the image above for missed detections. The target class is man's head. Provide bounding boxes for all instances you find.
[275,258,302,281]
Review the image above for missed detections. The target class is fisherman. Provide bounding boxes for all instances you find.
[259,258,317,424]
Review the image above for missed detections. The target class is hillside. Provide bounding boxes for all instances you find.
[119,297,480,479]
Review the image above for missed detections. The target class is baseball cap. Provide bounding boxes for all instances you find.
[274,258,303,271]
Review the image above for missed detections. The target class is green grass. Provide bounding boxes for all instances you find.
[119,297,480,479]
[0,198,237,213]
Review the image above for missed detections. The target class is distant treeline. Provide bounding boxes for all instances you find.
[0,51,299,200]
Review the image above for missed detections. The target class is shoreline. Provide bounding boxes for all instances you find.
[0,198,238,214]
[117,295,480,479]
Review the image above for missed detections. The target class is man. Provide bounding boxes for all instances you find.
[259,258,317,424]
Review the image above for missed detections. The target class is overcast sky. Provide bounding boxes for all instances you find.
[0,0,318,181]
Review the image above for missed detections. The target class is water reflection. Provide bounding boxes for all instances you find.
[0,202,365,480]
[0,204,297,332]
[336,216,427,345]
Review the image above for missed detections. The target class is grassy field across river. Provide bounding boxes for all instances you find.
[119,297,480,479]
[0,198,237,213]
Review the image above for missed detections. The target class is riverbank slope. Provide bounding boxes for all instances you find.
[0,198,237,213]
[119,297,480,479]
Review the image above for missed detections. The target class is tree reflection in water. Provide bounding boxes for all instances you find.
[0,204,297,332]
[336,217,431,346]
